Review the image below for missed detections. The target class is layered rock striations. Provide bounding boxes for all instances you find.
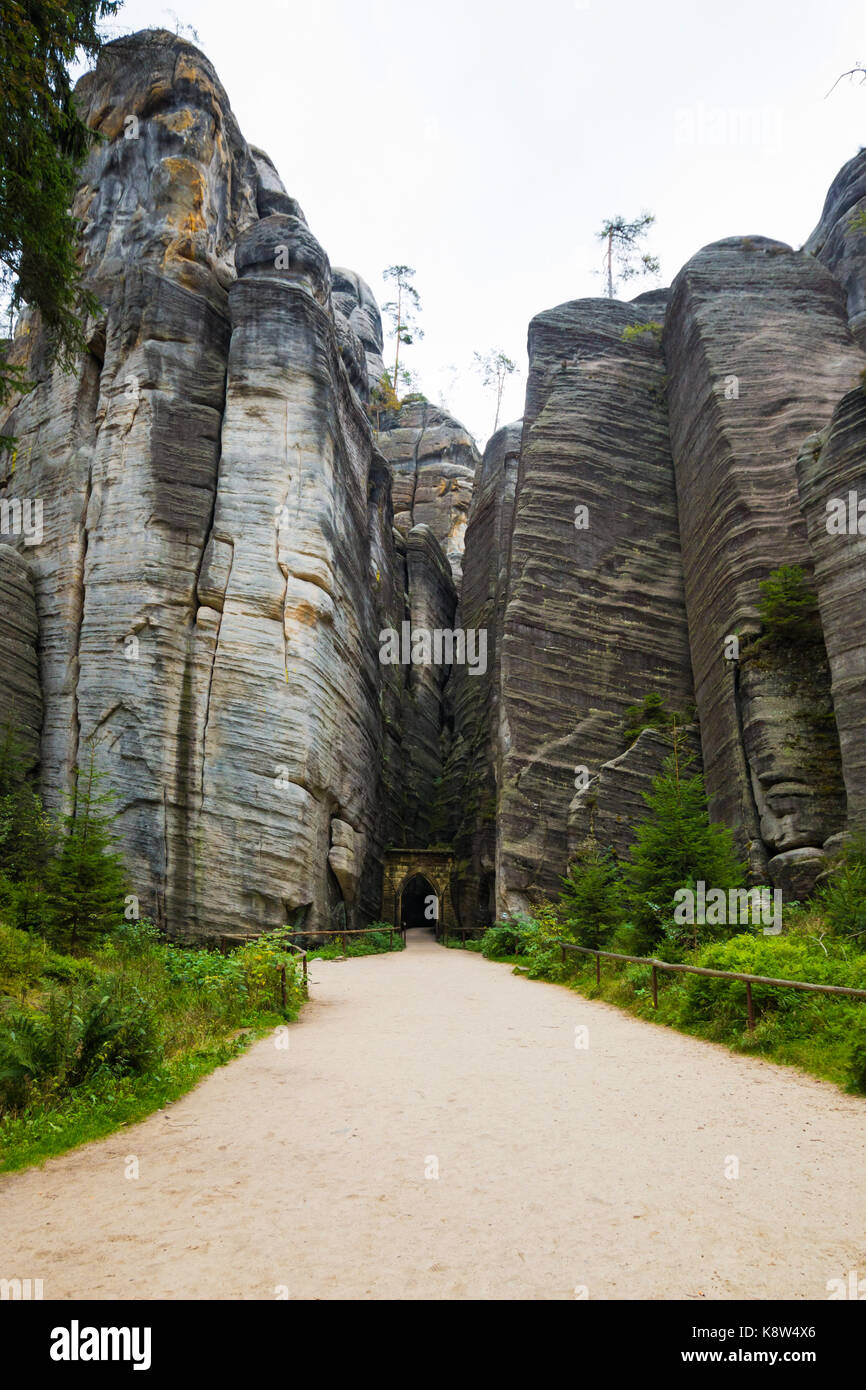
[493,297,695,916]
[376,401,479,587]
[443,422,522,926]
[797,388,866,835]
[0,30,459,939]
[664,237,862,888]
[806,147,866,346]
[0,549,42,772]
[5,28,866,936]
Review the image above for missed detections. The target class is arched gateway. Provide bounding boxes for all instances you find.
[382,849,457,935]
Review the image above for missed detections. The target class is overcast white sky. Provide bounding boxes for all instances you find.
[91,0,866,446]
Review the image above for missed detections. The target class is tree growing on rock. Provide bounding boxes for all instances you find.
[367,370,401,434]
[473,349,518,434]
[597,212,660,299]
[382,265,423,393]
[0,0,120,447]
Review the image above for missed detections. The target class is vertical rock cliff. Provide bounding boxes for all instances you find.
[0,29,461,940]
[5,28,866,936]
[444,421,521,926]
[492,296,694,915]
[376,401,479,587]
[665,237,861,891]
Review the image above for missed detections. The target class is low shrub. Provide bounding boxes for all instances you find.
[480,915,535,959]
[815,835,866,940]
[847,1018,866,1093]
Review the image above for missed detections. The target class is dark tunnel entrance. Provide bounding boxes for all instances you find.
[400,874,437,931]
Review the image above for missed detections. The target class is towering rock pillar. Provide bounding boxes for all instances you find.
[665,237,862,890]
[494,296,694,915]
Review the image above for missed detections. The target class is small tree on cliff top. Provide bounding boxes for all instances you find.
[473,349,518,435]
[382,264,423,392]
[597,212,660,299]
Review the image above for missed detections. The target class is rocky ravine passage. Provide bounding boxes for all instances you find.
[2,28,866,938]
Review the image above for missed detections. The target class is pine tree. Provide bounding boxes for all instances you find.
[626,734,743,949]
[757,565,820,646]
[0,0,120,443]
[473,349,518,434]
[382,265,423,393]
[0,721,54,884]
[560,847,624,948]
[47,745,128,949]
[596,212,660,299]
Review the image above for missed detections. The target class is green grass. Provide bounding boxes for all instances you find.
[0,920,307,1172]
[553,953,864,1090]
[302,928,405,960]
[0,1024,284,1172]
[475,912,866,1094]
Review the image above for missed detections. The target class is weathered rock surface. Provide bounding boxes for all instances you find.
[665,237,862,890]
[0,29,454,940]
[806,148,866,345]
[568,726,702,865]
[443,422,522,926]
[797,388,866,831]
[331,268,387,394]
[250,145,306,222]
[394,524,458,848]
[738,641,845,856]
[494,296,694,916]
[767,848,829,901]
[376,401,479,586]
[6,27,866,937]
[0,548,42,771]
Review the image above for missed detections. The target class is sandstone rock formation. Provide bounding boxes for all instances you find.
[375,400,479,586]
[568,726,702,864]
[797,388,866,833]
[806,147,866,345]
[665,237,860,885]
[444,421,522,926]
[0,29,459,940]
[493,296,694,915]
[331,268,387,395]
[5,27,866,939]
[0,549,42,772]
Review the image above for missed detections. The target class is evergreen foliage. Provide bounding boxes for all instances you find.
[0,0,119,441]
[47,747,128,949]
[756,565,821,647]
[625,739,744,948]
[560,848,624,948]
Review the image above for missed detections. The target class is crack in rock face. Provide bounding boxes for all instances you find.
[3,28,866,938]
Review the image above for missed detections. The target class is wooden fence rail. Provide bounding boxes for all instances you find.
[555,940,866,1032]
[442,927,484,947]
[276,943,308,1012]
[286,927,405,953]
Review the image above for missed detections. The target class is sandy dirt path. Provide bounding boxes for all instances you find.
[2,929,865,1300]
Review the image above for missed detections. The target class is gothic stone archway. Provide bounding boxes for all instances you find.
[382,849,457,935]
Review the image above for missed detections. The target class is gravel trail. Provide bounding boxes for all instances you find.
[2,929,864,1300]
